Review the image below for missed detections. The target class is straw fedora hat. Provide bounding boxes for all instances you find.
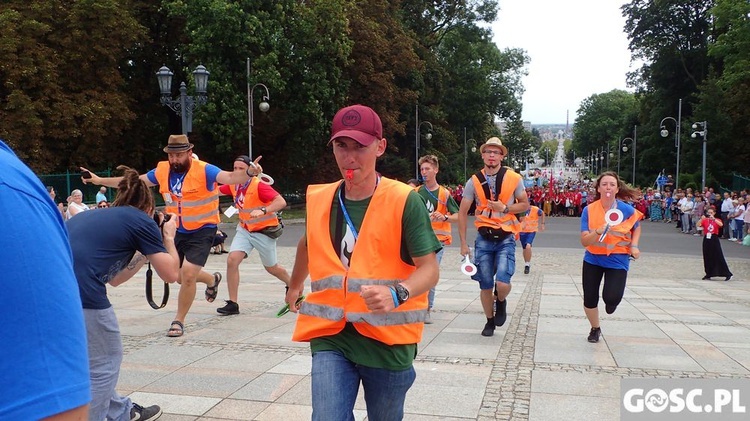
[479,137,508,155]
[163,134,194,153]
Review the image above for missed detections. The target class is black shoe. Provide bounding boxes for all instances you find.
[130,403,162,421]
[587,327,601,343]
[494,299,507,327]
[605,304,617,314]
[217,300,239,315]
[726,276,732,281]
[524,266,530,274]
[481,320,495,337]
[702,276,711,280]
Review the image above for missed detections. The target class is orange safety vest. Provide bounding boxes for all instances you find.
[471,168,522,234]
[521,206,541,233]
[585,200,643,256]
[229,178,279,232]
[418,185,452,245]
[292,177,428,346]
[155,160,219,230]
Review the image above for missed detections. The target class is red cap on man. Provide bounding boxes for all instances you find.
[329,104,383,146]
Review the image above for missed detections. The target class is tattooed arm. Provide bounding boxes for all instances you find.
[109,253,148,287]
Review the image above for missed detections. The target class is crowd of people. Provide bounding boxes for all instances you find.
[3,102,745,420]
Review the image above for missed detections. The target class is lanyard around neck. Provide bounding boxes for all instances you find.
[234,180,251,207]
[170,172,187,195]
[423,185,447,207]
[337,176,380,241]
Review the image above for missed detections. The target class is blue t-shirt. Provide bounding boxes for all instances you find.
[580,200,640,270]
[147,162,222,233]
[66,206,167,309]
[0,140,91,419]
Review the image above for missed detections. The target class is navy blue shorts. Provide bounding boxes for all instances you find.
[519,232,536,249]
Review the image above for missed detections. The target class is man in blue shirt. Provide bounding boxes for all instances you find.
[96,186,108,204]
[0,139,90,420]
[68,165,181,421]
[82,134,262,337]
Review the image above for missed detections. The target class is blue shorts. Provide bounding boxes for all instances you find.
[519,232,536,249]
[471,234,516,289]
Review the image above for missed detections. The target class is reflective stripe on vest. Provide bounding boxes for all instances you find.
[309,275,345,292]
[291,178,427,346]
[155,160,220,230]
[585,200,643,256]
[471,169,522,234]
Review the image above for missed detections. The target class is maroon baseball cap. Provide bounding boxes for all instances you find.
[329,104,382,146]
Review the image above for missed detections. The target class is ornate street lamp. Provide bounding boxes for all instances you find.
[691,121,708,191]
[247,82,270,159]
[659,99,682,189]
[156,65,209,134]
[621,137,634,184]
[415,103,433,180]
[463,127,476,182]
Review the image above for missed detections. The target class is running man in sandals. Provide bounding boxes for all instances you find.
[82,134,262,337]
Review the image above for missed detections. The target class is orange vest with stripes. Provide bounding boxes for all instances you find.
[521,206,541,233]
[155,160,219,230]
[229,178,279,232]
[292,177,428,346]
[471,168,522,234]
[585,200,643,256]
[417,185,452,245]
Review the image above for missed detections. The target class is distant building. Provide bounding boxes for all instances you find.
[494,120,532,137]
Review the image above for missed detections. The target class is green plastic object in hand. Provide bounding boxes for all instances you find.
[276,295,306,317]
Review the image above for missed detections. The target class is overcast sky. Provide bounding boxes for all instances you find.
[491,0,636,124]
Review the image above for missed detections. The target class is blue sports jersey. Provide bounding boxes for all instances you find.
[66,206,167,309]
[0,140,91,419]
[580,199,640,270]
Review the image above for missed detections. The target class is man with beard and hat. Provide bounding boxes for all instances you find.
[458,136,529,337]
[81,134,262,337]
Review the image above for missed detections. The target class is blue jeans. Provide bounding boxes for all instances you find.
[428,247,445,309]
[734,220,744,239]
[472,233,516,289]
[311,350,416,421]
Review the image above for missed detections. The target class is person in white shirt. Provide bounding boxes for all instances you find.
[720,192,734,239]
[66,189,89,219]
[680,194,694,234]
[730,198,745,241]
[743,199,750,244]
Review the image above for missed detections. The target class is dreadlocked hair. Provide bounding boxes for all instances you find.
[112,165,154,213]
[593,171,641,202]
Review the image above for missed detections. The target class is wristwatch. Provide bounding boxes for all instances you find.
[260,206,267,215]
[393,284,410,305]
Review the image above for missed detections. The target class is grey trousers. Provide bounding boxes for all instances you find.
[84,307,132,421]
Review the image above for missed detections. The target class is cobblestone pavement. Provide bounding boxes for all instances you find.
[112,230,750,420]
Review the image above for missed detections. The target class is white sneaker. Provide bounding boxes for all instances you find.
[729,238,737,242]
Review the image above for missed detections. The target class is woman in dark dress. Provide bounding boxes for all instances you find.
[700,206,733,281]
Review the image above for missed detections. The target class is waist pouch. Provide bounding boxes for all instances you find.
[477,226,511,241]
[258,224,283,239]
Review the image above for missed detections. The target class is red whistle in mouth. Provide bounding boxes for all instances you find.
[346,169,354,180]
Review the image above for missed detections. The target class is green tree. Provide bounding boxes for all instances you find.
[572,90,638,160]
[0,0,146,172]
[163,0,352,190]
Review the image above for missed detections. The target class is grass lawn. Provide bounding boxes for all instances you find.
[219,205,305,224]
